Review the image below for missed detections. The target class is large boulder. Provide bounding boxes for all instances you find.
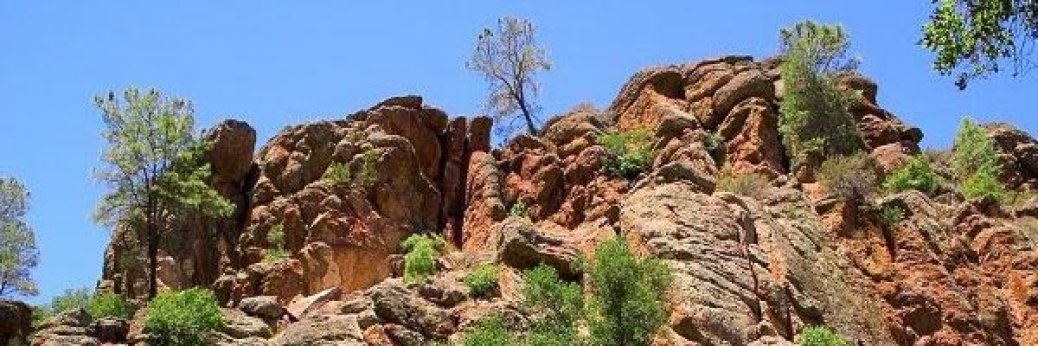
[621,183,893,345]
[0,299,31,346]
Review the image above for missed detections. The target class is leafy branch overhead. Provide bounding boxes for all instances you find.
[468,16,552,135]
[922,0,1038,89]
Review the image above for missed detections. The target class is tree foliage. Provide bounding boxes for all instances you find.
[922,0,1038,89]
[952,118,1007,200]
[468,16,552,135]
[778,20,865,166]
[586,237,673,346]
[0,176,38,297]
[143,288,225,346]
[93,88,234,299]
[46,288,93,315]
[521,264,584,345]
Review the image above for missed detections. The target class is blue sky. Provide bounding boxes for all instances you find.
[1,1,1035,304]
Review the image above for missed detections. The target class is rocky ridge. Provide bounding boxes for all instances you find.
[14,55,1038,345]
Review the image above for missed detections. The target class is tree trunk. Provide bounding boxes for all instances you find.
[518,101,537,134]
[147,226,158,300]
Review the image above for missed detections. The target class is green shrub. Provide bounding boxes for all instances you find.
[816,152,880,202]
[778,20,865,166]
[401,234,447,284]
[143,288,225,346]
[509,201,528,218]
[715,167,770,199]
[462,314,517,346]
[322,149,379,188]
[952,118,1006,201]
[264,224,289,263]
[798,325,849,346]
[702,132,726,163]
[883,156,941,195]
[599,128,654,180]
[88,292,133,320]
[464,263,500,299]
[587,237,673,346]
[878,204,906,228]
[522,264,584,345]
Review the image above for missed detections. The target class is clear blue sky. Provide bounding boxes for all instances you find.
[2,2,1035,304]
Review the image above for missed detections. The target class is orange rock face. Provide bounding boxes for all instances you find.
[95,56,1038,346]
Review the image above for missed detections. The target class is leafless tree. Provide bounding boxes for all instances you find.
[468,16,551,135]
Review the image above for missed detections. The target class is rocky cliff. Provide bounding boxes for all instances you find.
[80,55,1038,345]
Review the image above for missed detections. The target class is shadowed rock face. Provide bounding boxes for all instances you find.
[91,56,1038,345]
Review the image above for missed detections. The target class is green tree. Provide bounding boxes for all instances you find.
[778,20,865,167]
[952,118,1006,200]
[468,16,552,135]
[0,176,39,297]
[143,288,225,346]
[93,88,234,299]
[586,238,673,346]
[521,264,584,345]
[922,0,1038,89]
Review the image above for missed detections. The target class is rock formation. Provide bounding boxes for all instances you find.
[76,55,1038,345]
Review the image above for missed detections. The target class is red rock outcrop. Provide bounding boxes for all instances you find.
[95,55,1038,345]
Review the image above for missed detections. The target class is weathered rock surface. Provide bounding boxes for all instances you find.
[93,56,1038,345]
[0,299,31,346]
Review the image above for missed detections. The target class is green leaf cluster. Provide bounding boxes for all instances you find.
[463,263,500,299]
[883,156,941,195]
[88,292,134,320]
[599,128,654,180]
[0,176,39,297]
[143,288,225,346]
[461,314,518,346]
[952,118,1006,201]
[921,0,1038,89]
[322,149,379,189]
[797,325,849,346]
[778,20,865,166]
[586,238,673,346]
[522,264,584,345]
[401,234,447,284]
[509,201,529,218]
[264,224,289,263]
[878,204,907,228]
